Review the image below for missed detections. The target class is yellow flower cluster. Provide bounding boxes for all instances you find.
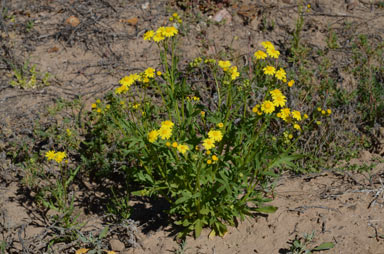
[202,129,223,151]
[186,96,200,101]
[169,12,182,24]
[116,67,158,94]
[45,150,67,163]
[143,26,178,42]
[148,120,174,143]
[218,60,240,80]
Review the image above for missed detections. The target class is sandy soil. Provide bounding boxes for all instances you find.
[1,0,384,253]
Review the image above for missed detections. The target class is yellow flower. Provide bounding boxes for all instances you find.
[267,48,280,59]
[157,71,162,76]
[261,100,275,114]
[254,50,267,60]
[132,103,140,109]
[45,150,56,161]
[291,110,302,121]
[161,120,174,129]
[270,89,283,98]
[96,99,101,103]
[96,108,102,113]
[202,138,215,150]
[275,68,286,80]
[177,144,189,155]
[148,130,159,143]
[144,67,155,78]
[54,151,67,163]
[317,107,322,112]
[143,30,154,40]
[105,251,117,254]
[166,141,171,147]
[316,121,322,125]
[162,26,178,37]
[208,130,223,142]
[321,110,326,115]
[288,134,293,139]
[293,124,301,131]
[119,75,137,87]
[201,111,205,117]
[272,94,286,108]
[218,60,231,71]
[229,66,240,80]
[288,80,295,87]
[261,41,274,50]
[206,150,211,155]
[66,128,72,136]
[212,155,218,161]
[173,13,179,18]
[158,126,172,140]
[91,103,97,109]
[217,122,224,128]
[252,104,262,115]
[75,248,89,254]
[263,66,276,76]
[327,109,332,115]
[279,107,291,121]
[304,113,309,119]
[153,30,165,42]
[115,85,129,94]
[172,142,178,148]
[207,159,212,165]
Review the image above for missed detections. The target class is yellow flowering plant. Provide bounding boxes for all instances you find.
[79,19,333,238]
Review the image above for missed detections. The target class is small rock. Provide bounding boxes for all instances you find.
[110,239,125,252]
[212,9,232,24]
[141,2,149,10]
[360,150,372,162]
[65,16,80,27]
[120,17,139,26]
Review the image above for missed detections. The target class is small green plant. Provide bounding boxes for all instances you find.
[10,59,50,89]
[106,188,131,221]
[288,232,335,254]
[76,226,110,254]
[326,28,339,49]
[39,150,80,228]
[0,240,6,254]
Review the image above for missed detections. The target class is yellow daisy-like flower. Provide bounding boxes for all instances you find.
[177,144,189,155]
[254,50,267,60]
[291,110,302,121]
[288,80,295,87]
[153,31,165,42]
[270,89,283,98]
[54,151,67,163]
[201,111,205,117]
[144,67,155,78]
[96,108,102,113]
[206,150,211,155]
[172,142,178,148]
[143,30,154,41]
[317,107,322,112]
[115,85,129,94]
[161,120,174,129]
[293,124,301,131]
[212,155,218,161]
[275,68,286,81]
[91,103,97,109]
[217,122,224,128]
[316,121,322,125]
[96,99,101,103]
[263,66,276,76]
[229,66,240,80]
[252,104,262,115]
[261,41,274,50]
[261,100,275,114]
[45,150,56,161]
[166,141,171,147]
[267,48,280,59]
[119,73,138,87]
[327,109,332,115]
[157,71,162,76]
[321,110,326,115]
[207,159,212,165]
[208,130,223,142]
[218,60,231,71]
[279,107,291,121]
[148,130,159,143]
[272,94,286,108]
[158,126,172,140]
[202,138,215,150]
[162,26,178,37]
[304,113,309,119]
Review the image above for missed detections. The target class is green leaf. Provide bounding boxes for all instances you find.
[254,206,278,213]
[194,219,203,238]
[98,226,109,240]
[175,191,192,204]
[312,242,335,251]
